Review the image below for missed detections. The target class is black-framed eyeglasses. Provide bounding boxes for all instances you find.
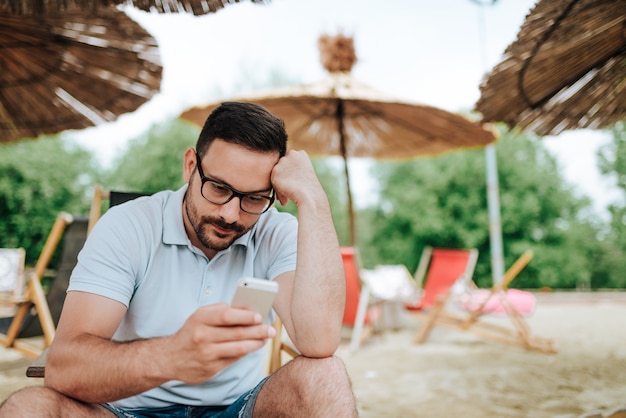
[195,152,275,215]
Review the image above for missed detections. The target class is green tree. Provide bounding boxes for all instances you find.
[105,119,199,192]
[0,137,98,265]
[358,127,609,289]
[597,121,626,287]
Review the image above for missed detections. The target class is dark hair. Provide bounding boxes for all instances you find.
[195,102,288,158]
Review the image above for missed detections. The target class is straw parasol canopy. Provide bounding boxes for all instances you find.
[181,34,496,245]
[0,8,163,143]
[0,0,266,16]
[475,0,626,136]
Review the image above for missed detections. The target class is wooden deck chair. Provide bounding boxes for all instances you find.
[10,185,144,354]
[0,248,26,318]
[0,212,73,358]
[26,187,151,377]
[405,246,479,313]
[0,217,88,340]
[267,317,299,374]
[88,185,150,235]
[341,247,383,351]
[414,250,558,354]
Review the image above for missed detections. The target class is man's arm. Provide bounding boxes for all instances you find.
[272,150,346,357]
[45,291,274,403]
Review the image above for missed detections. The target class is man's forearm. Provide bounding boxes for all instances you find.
[45,334,172,403]
[290,195,345,356]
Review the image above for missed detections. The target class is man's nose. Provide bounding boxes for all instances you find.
[219,196,241,223]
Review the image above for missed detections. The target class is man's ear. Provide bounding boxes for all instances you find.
[183,147,197,183]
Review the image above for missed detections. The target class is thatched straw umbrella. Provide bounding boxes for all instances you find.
[0,0,268,142]
[1,0,266,16]
[181,34,496,245]
[0,8,163,142]
[475,0,625,136]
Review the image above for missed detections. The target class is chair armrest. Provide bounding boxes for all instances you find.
[26,347,48,378]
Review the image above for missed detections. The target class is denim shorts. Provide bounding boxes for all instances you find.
[101,377,269,418]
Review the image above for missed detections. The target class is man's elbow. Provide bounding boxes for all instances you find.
[296,332,342,358]
[44,350,88,402]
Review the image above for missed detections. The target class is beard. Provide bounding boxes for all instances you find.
[183,187,253,252]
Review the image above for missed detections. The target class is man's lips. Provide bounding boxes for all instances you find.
[207,219,244,236]
[212,224,234,236]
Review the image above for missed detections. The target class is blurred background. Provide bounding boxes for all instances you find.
[1,0,625,291]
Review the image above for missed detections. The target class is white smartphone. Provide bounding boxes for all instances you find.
[231,277,279,321]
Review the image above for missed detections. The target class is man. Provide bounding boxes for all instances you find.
[0,102,357,417]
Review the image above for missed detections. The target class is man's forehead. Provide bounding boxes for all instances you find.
[200,141,278,190]
[203,138,278,157]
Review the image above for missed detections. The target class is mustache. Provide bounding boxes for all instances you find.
[205,216,245,233]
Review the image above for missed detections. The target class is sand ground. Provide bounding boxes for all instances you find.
[1,292,625,417]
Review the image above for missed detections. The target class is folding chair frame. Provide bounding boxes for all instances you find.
[267,317,299,374]
[414,250,558,354]
[0,212,73,358]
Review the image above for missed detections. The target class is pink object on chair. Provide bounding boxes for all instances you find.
[410,249,558,353]
[459,288,536,315]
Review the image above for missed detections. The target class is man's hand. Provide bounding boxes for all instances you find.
[271,150,326,207]
[168,303,275,384]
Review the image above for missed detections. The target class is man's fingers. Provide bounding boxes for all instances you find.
[276,191,288,206]
[204,323,276,344]
[179,338,268,384]
[194,304,264,326]
[212,339,268,359]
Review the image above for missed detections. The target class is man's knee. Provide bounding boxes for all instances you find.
[1,386,68,417]
[295,355,349,374]
[284,355,352,392]
[265,356,356,416]
[307,356,350,381]
[2,386,45,414]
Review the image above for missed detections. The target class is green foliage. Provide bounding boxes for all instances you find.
[598,122,626,190]
[0,137,97,265]
[104,119,199,193]
[596,121,626,287]
[357,127,612,289]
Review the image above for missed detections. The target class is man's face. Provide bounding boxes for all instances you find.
[182,139,280,257]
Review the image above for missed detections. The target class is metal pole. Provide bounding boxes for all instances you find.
[475,0,505,284]
[485,144,505,284]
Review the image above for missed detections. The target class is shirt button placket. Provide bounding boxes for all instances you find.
[201,263,212,303]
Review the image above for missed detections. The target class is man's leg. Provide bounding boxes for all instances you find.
[0,386,115,417]
[253,356,358,417]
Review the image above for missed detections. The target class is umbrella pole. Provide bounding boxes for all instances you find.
[342,156,356,247]
[336,100,356,246]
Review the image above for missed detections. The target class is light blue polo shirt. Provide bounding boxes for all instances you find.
[68,185,297,409]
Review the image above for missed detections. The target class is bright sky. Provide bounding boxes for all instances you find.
[66,0,620,218]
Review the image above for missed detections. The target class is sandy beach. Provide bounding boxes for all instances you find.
[2,292,625,417]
